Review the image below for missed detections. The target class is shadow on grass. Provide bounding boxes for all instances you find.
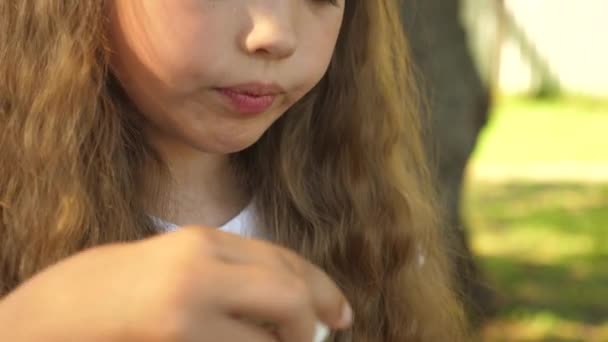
[468,181,608,253]
[479,254,608,324]
[465,181,608,341]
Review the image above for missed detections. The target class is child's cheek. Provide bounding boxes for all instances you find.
[147,24,225,93]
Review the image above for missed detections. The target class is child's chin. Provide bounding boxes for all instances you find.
[210,132,267,154]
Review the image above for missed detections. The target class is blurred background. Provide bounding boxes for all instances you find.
[401,1,608,341]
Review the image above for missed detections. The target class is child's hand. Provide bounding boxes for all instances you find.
[0,226,352,342]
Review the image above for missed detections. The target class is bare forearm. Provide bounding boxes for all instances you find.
[0,297,26,341]
[0,291,63,342]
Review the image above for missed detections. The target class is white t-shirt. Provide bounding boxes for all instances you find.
[154,204,428,269]
[152,204,331,342]
[153,202,264,239]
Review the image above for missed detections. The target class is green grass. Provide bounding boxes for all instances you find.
[465,96,608,341]
[472,96,608,164]
[465,181,608,341]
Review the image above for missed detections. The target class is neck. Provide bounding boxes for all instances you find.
[144,128,249,228]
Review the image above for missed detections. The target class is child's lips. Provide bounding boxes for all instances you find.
[214,82,285,114]
[215,88,277,114]
[218,82,285,96]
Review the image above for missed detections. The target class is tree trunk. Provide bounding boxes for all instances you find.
[401,0,496,325]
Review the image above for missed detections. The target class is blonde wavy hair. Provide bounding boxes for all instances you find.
[0,1,467,340]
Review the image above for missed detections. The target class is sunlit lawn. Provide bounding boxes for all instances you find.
[464,96,608,341]
[472,95,608,164]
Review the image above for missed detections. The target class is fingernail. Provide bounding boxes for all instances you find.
[314,322,330,342]
[339,303,353,327]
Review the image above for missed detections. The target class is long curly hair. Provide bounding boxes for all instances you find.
[0,1,467,340]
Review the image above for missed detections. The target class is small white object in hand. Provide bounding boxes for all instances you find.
[314,322,330,342]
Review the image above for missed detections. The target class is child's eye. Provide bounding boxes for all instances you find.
[314,0,340,6]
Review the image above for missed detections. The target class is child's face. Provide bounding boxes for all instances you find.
[109,0,344,154]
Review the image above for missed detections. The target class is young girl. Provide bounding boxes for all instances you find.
[0,0,467,341]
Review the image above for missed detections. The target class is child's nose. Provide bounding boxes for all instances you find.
[242,2,297,60]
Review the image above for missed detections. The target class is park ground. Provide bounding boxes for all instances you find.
[465,95,608,341]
